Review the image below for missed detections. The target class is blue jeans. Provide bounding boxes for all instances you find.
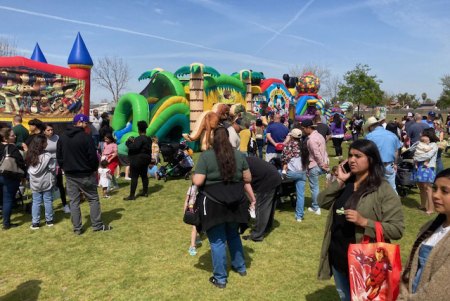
[287,170,306,219]
[0,175,20,227]
[206,222,246,284]
[31,189,54,224]
[384,163,397,194]
[308,166,325,211]
[332,266,351,301]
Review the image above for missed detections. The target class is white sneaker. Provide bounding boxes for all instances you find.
[124,177,132,181]
[308,207,321,215]
[296,218,303,222]
[63,205,71,214]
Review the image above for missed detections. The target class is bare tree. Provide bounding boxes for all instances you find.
[0,37,18,56]
[92,56,131,103]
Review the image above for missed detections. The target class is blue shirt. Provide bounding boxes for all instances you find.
[421,119,434,128]
[366,126,402,163]
[266,122,289,154]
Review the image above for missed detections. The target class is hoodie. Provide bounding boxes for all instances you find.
[56,125,98,176]
[28,152,56,192]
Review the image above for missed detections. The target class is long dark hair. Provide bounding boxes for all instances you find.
[213,127,236,182]
[333,114,342,128]
[402,169,450,283]
[422,127,439,143]
[345,139,385,209]
[0,128,12,143]
[290,136,309,169]
[25,135,47,167]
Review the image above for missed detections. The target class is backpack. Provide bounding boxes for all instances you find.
[247,135,257,155]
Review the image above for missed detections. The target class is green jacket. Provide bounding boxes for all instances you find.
[317,180,404,280]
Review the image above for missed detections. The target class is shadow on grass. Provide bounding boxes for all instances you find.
[0,279,42,301]
[305,285,339,301]
[193,245,255,273]
[85,207,125,228]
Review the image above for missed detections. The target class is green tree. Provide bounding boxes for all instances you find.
[337,64,383,113]
[436,75,450,109]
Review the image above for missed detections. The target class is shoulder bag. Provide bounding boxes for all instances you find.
[0,145,25,179]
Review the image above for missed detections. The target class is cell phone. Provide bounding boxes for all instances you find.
[342,162,351,173]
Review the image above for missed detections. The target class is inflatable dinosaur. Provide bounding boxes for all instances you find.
[182,103,229,151]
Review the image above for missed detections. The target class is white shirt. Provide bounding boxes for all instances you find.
[227,126,240,150]
[89,115,102,134]
[423,224,450,247]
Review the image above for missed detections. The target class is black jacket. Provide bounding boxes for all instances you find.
[126,135,151,166]
[57,125,98,176]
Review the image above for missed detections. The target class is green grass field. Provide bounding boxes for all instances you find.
[0,139,443,301]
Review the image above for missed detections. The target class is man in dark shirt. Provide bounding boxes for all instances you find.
[57,114,111,235]
[314,115,331,141]
[243,157,282,242]
[406,113,429,145]
[12,115,29,151]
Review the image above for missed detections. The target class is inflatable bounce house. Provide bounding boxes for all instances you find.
[0,32,92,125]
[112,65,352,151]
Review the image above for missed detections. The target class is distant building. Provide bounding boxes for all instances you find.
[90,102,114,115]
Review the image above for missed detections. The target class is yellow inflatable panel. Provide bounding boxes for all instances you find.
[152,96,189,121]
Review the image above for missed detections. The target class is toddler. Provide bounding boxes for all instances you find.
[151,136,160,164]
[414,136,432,167]
[98,160,112,198]
[184,185,201,256]
[326,166,339,188]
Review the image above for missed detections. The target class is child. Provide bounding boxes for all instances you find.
[98,160,112,198]
[184,185,201,256]
[101,133,119,190]
[326,166,339,188]
[26,135,56,229]
[151,136,160,164]
[178,142,194,176]
[147,158,159,180]
[414,136,432,167]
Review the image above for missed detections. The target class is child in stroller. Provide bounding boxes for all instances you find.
[396,141,418,197]
[157,141,194,182]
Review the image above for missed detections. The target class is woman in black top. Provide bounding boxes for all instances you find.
[0,128,26,230]
[23,118,45,151]
[124,121,152,200]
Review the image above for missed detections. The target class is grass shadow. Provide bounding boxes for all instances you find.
[150,183,164,193]
[86,207,125,226]
[193,245,255,273]
[401,194,421,209]
[0,280,42,301]
[305,285,339,301]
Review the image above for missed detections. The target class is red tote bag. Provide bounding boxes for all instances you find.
[348,222,402,301]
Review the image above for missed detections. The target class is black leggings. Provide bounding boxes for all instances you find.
[56,172,67,206]
[129,164,149,197]
[332,137,344,157]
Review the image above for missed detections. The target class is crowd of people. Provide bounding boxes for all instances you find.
[187,109,449,299]
[1,108,449,299]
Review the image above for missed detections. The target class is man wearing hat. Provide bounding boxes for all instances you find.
[404,112,415,132]
[57,114,111,234]
[301,119,329,216]
[365,116,402,193]
[422,111,436,128]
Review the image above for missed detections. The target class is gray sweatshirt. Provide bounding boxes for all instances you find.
[28,152,56,192]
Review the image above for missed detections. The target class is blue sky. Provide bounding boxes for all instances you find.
[0,0,449,103]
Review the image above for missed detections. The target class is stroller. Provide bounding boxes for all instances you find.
[157,142,193,182]
[396,142,418,197]
[269,158,297,207]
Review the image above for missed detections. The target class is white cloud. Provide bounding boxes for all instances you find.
[154,8,163,15]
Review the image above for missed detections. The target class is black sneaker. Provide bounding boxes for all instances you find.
[74,229,82,235]
[231,267,247,276]
[30,223,40,230]
[123,196,135,201]
[137,192,148,198]
[46,221,54,227]
[209,277,226,289]
[93,225,112,232]
[3,223,19,230]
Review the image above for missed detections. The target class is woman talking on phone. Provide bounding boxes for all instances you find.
[316,139,404,301]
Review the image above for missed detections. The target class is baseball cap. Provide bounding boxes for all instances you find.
[290,128,302,139]
[73,114,89,123]
[407,112,413,117]
[301,119,315,128]
[428,111,436,117]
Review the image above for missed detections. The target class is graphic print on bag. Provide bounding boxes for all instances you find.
[349,247,392,301]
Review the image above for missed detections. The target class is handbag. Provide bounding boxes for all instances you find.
[183,186,200,226]
[0,145,25,178]
[348,222,402,301]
